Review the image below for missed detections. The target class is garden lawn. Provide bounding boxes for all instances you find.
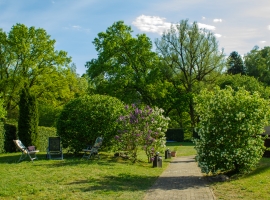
[0,142,194,200]
[211,157,270,200]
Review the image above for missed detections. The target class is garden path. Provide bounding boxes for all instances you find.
[144,155,216,200]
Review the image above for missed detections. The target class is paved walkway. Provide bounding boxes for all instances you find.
[144,155,216,200]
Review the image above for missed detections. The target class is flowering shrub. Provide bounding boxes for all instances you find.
[194,86,270,174]
[115,104,169,163]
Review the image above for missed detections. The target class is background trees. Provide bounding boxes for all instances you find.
[0,24,83,119]
[245,46,270,86]
[155,19,225,129]
[86,21,167,106]
[227,51,246,75]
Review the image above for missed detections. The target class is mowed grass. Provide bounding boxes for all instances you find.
[211,157,270,200]
[0,142,195,200]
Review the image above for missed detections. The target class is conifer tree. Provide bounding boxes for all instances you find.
[18,88,39,147]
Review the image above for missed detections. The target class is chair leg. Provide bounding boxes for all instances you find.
[18,153,27,163]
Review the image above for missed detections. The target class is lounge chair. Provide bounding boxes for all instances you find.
[46,137,63,160]
[13,140,39,162]
[82,136,103,160]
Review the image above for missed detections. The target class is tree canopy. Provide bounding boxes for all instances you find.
[227,51,246,75]
[245,46,270,86]
[85,21,168,105]
[155,19,225,127]
[0,23,82,118]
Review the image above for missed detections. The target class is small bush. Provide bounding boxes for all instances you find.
[57,94,124,152]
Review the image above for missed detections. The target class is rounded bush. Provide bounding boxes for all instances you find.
[57,95,124,152]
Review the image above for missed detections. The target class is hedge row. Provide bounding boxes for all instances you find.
[0,123,4,153]
[0,123,57,153]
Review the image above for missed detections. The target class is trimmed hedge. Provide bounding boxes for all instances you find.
[4,123,17,152]
[165,129,184,142]
[0,122,4,153]
[37,126,57,152]
[0,123,57,153]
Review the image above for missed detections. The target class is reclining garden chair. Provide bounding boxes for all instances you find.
[82,136,103,160]
[13,140,39,162]
[46,136,63,160]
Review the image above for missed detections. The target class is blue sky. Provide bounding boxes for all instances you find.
[1,0,270,75]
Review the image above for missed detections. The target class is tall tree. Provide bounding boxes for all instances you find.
[0,24,72,117]
[18,87,39,147]
[227,51,246,75]
[155,19,225,128]
[85,21,167,105]
[245,46,270,86]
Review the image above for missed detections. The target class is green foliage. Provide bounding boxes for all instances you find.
[227,51,246,75]
[3,123,17,152]
[155,19,225,127]
[194,86,270,174]
[245,46,270,86]
[0,96,6,119]
[216,74,270,99]
[0,122,4,153]
[18,88,39,147]
[0,23,79,117]
[115,104,169,163]
[37,126,57,152]
[57,94,124,152]
[86,21,169,106]
[38,103,63,127]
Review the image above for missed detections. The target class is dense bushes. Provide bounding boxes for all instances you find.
[194,86,270,174]
[57,94,124,152]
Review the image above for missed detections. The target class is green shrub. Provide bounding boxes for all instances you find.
[4,123,17,152]
[37,126,57,151]
[57,94,124,152]
[115,105,169,163]
[194,86,270,174]
[0,122,4,153]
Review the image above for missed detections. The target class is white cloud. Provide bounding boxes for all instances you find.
[260,40,266,43]
[268,25,270,30]
[132,15,172,35]
[214,33,222,38]
[202,16,206,20]
[133,15,216,34]
[198,23,216,30]
[213,19,222,23]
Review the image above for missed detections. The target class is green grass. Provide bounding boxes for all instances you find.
[0,142,194,200]
[6,142,270,200]
[211,157,270,200]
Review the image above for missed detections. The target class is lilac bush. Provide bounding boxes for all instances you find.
[115,104,169,163]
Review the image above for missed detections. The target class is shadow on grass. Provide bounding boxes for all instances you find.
[67,173,208,192]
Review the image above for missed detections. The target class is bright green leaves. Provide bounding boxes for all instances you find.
[57,94,124,152]
[86,21,163,105]
[194,86,270,174]
[0,23,73,115]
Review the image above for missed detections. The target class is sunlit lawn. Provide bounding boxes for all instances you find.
[0,142,195,200]
[2,141,268,200]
